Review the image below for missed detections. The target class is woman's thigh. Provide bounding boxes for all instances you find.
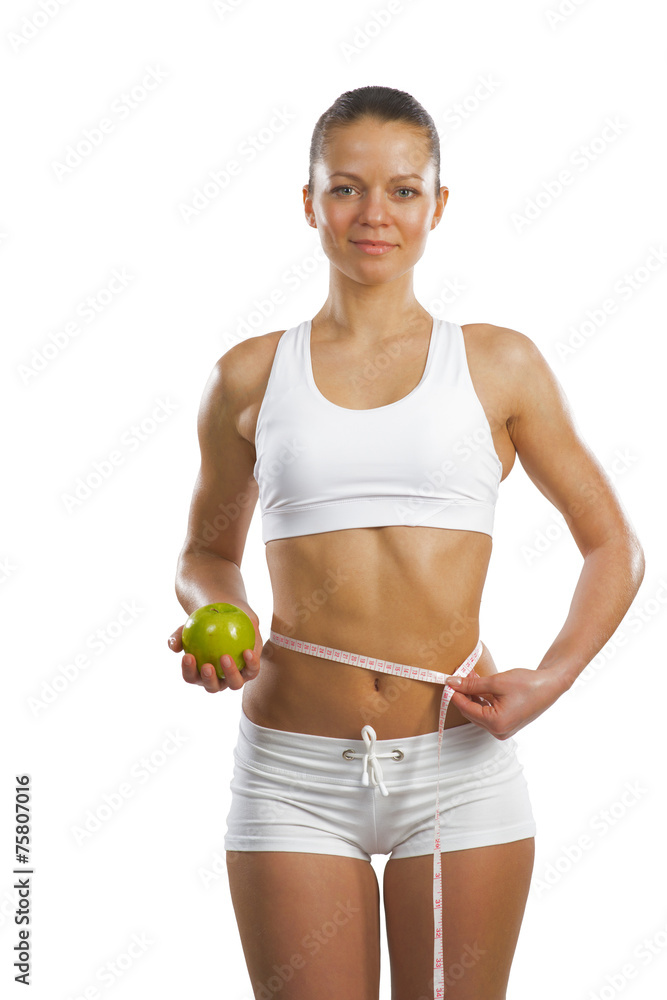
[226,850,382,1000]
[382,837,535,1000]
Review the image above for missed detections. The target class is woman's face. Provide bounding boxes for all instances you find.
[304,117,448,283]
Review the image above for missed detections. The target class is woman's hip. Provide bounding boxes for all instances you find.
[225,707,536,858]
[233,705,519,789]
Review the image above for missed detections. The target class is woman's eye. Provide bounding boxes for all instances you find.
[331,186,418,198]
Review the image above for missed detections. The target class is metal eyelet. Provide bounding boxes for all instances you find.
[342,749,356,760]
[391,749,405,761]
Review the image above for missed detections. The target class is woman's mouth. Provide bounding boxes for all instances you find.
[351,241,397,256]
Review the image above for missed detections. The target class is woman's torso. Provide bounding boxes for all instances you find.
[235,314,517,740]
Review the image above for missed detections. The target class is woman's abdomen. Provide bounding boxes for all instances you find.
[242,525,499,740]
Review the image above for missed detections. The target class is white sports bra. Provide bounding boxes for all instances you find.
[253,315,503,544]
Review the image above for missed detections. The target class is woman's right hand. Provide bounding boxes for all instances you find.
[167,613,263,694]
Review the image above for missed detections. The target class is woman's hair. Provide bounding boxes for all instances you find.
[307,85,440,200]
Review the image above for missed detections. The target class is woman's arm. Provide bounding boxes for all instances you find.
[169,344,262,692]
[505,326,645,689]
[534,540,643,690]
[445,326,645,735]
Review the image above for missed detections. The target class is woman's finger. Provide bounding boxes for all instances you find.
[181,645,261,692]
[199,659,230,694]
[168,626,184,652]
[444,671,499,695]
[447,691,489,724]
[182,653,207,685]
[240,647,261,680]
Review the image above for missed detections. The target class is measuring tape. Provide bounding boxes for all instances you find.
[269,628,483,999]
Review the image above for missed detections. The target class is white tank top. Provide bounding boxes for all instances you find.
[253,316,503,544]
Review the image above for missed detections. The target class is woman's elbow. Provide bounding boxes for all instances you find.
[616,524,646,591]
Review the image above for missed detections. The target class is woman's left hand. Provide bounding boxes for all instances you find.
[444,666,569,739]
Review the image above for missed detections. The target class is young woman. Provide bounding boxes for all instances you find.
[168,86,644,1000]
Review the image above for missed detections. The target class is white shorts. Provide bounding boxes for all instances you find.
[224,708,537,860]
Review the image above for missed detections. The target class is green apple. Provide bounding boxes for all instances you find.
[181,603,255,679]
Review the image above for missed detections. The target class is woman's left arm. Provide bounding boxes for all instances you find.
[445,326,646,739]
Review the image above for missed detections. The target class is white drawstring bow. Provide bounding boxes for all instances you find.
[344,725,398,797]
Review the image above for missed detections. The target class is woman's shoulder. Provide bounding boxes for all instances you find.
[459,323,554,429]
[461,322,544,376]
[222,327,288,364]
[461,321,537,355]
[215,327,289,398]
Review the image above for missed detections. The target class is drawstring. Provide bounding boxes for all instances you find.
[342,725,403,797]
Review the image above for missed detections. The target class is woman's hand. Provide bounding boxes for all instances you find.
[444,666,568,739]
[167,612,263,694]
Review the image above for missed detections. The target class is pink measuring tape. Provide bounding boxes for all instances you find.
[269,628,483,999]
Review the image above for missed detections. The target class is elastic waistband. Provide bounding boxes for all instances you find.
[237,707,512,780]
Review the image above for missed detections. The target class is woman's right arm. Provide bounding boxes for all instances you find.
[168,343,263,694]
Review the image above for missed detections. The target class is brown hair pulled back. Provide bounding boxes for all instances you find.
[307,85,441,200]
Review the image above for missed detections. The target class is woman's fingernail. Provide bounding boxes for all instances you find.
[446,677,461,686]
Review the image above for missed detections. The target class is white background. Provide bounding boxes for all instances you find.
[2,1,666,998]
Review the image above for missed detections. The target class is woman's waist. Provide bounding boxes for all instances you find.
[244,667,465,740]
[242,625,497,740]
[266,611,487,677]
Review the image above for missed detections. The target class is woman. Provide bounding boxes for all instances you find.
[168,86,644,1000]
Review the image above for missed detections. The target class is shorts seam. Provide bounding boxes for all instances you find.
[223,839,371,862]
[390,821,538,858]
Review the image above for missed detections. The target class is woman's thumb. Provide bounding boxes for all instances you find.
[168,625,184,651]
[444,671,485,691]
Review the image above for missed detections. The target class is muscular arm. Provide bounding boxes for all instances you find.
[445,326,645,736]
[501,326,645,689]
